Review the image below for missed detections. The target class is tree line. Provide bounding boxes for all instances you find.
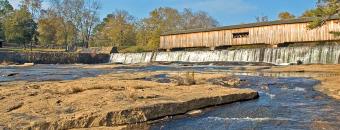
[0,0,101,50]
[91,8,219,51]
[0,0,339,52]
[0,0,219,52]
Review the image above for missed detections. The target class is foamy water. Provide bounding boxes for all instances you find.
[110,45,340,64]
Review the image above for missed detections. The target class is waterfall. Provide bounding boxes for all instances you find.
[109,45,340,64]
[109,52,154,64]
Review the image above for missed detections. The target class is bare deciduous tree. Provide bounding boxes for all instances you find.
[81,0,100,48]
[181,8,219,30]
[48,0,100,48]
[256,16,269,22]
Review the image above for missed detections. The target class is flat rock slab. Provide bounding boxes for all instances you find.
[0,72,258,130]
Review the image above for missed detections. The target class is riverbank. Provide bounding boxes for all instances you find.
[264,64,340,99]
[0,71,258,129]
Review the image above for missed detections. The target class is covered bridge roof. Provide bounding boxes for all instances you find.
[161,16,339,36]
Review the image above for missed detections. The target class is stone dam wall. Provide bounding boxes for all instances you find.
[110,45,340,65]
[0,52,110,64]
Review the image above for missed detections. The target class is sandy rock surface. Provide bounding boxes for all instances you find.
[0,72,258,130]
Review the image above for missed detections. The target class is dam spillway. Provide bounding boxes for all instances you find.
[109,45,340,64]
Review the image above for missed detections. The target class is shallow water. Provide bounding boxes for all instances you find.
[1,64,339,129]
[110,65,340,130]
[150,76,340,130]
[0,64,112,82]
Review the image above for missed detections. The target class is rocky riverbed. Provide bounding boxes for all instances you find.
[0,69,258,129]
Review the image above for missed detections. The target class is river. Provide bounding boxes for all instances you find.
[111,64,340,130]
[0,64,339,130]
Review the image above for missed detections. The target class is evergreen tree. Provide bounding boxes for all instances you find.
[307,0,340,32]
[0,0,13,16]
[0,0,13,40]
[3,7,36,48]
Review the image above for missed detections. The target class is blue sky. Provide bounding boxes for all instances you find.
[9,0,317,26]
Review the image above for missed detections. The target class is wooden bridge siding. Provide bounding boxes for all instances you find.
[160,20,340,49]
[202,32,209,47]
[248,20,340,44]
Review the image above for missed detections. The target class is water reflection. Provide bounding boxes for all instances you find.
[0,64,112,82]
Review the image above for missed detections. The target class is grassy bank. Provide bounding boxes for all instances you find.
[0,48,65,53]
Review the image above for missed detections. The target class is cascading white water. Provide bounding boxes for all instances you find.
[109,45,340,64]
[109,52,154,64]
